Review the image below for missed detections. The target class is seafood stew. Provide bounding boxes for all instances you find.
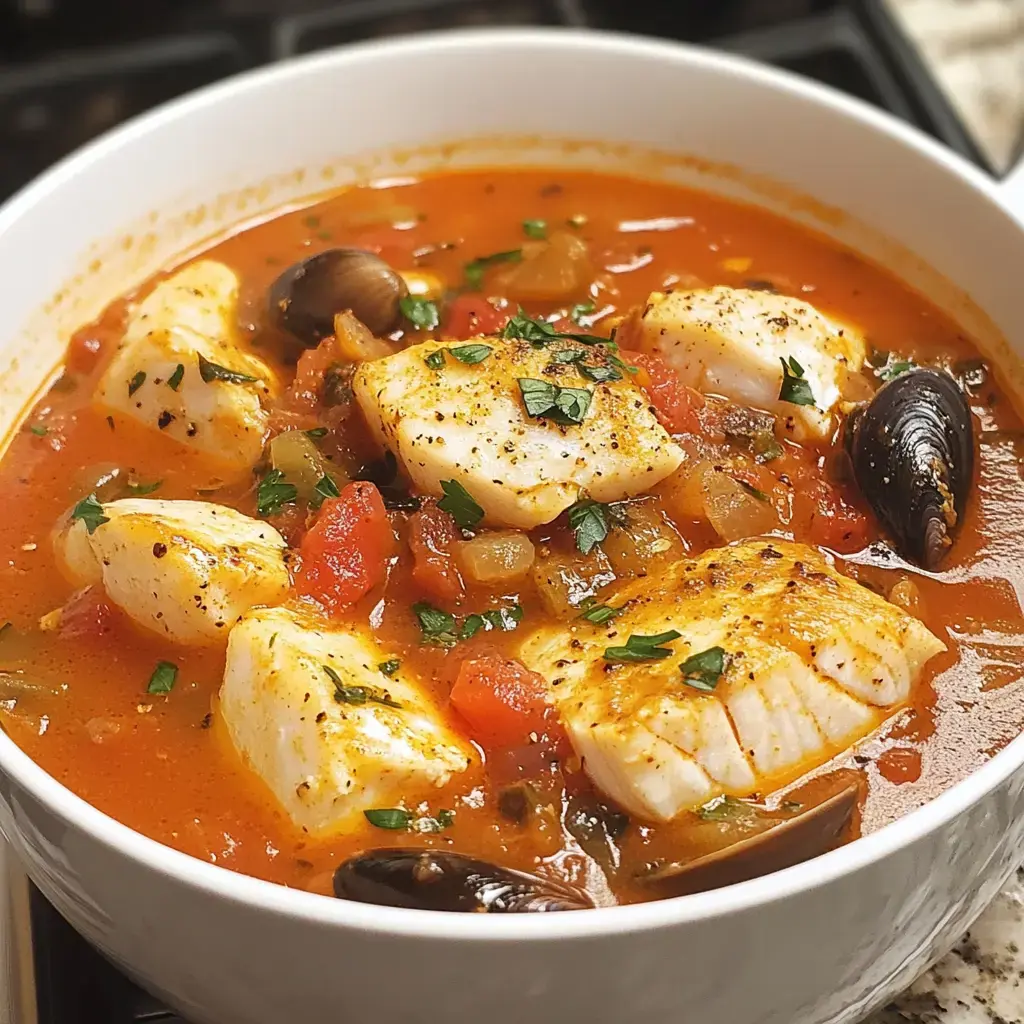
[1,166,1020,912]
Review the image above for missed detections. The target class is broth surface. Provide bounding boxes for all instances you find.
[1,167,1022,905]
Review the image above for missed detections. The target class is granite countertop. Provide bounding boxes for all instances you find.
[865,6,1024,1021]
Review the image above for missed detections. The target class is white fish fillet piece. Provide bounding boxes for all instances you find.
[519,539,944,821]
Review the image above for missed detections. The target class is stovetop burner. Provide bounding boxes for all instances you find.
[0,1,992,1021]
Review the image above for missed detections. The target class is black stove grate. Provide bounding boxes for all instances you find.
[2,1,990,1021]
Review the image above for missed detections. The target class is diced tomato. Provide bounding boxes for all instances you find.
[626,350,706,436]
[294,482,392,614]
[800,477,872,552]
[58,586,116,640]
[450,653,562,749]
[442,294,510,339]
[407,500,464,603]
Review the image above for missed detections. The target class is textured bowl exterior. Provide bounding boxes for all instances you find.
[0,29,1022,1024]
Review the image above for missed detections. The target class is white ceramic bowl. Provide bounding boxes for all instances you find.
[0,29,1023,1024]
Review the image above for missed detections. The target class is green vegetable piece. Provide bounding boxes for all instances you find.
[70,493,109,535]
[604,630,682,663]
[438,479,484,529]
[147,660,178,695]
[679,645,727,692]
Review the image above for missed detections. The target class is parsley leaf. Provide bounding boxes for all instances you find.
[550,348,586,365]
[310,474,341,510]
[522,219,547,240]
[399,295,440,330]
[256,468,298,517]
[680,646,727,692]
[305,427,328,440]
[448,344,492,365]
[517,378,592,426]
[378,659,401,677]
[579,363,622,383]
[167,363,185,391]
[28,424,48,436]
[604,630,682,663]
[413,601,458,646]
[778,356,815,407]
[198,354,258,385]
[147,660,178,694]
[460,605,523,639]
[464,249,522,289]
[437,479,484,529]
[324,664,402,709]
[70,493,109,535]
[578,602,621,625]
[412,808,456,833]
[126,479,162,496]
[424,350,446,370]
[737,480,769,502]
[567,498,626,554]
[502,308,610,348]
[128,371,146,396]
[875,357,915,382]
[364,808,412,830]
[570,300,596,324]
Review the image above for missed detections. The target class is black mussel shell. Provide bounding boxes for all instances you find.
[844,368,974,570]
[333,849,594,913]
[269,248,408,344]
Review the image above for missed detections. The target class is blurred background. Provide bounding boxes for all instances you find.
[0,0,1021,207]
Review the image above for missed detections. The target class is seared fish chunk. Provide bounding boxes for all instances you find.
[634,287,865,440]
[353,337,683,530]
[94,261,277,480]
[221,606,472,834]
[519,540,943,821]
[56,498,289,644]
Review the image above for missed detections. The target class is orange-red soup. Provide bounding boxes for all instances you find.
[2,168,1022,907]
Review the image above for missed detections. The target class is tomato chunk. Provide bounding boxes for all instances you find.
[626,351,706,436]
[450,654,553,747]
[58,586,116,640]
[294,482,392,614]
[408,500,464,603]
[804,478,871,552]
[443,294,510,339]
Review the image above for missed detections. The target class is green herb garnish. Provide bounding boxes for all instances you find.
[522,219,547,240]
[566,498,626,554]
[413,601,458,646]
[517,378,592,426]
[70,493,109,535]
[679,646,727,692]
[324,664,402,709]
[413,809,456,833]
[310,474,341,510]
[464,249,522,289]
[438,479,484,529]
[778,356,815,407]
[424,350,446,370]
[737,480,769,502]
[198,354,258,385]
[604,630,682,663]
[378,659,401,677]
[550,348,586,365]
[147,660,178,695]
[875,358,915,382]
[460,605,523,639]
[256,469,298,518]
[502,308,610,348]
[579,363,622,383]
[28,424,48,436]
[570,301,596,324]
[167,364,185,391]
[126,479,162,496]
[364,808,413,830]
[448,344,493,365]
[399,295,440,330]
[305,427,328,440]
[578,602,621,625]
[128,371,146,396]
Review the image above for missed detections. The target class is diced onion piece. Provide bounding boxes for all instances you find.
[656,459,714,520]
[332,311,396,363]
[889,577,923,615]
[602,499,684,577]
[400,270,446,300]
[457,531,536,584]
[701,469,780,542]
[496,231,592,303]
[531,547,616,619]
[270,430,328,501]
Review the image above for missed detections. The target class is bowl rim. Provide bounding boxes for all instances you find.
[0,25,1020,941]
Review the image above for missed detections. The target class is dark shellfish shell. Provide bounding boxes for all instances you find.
[333,849,594,913]
[844,368,974,570]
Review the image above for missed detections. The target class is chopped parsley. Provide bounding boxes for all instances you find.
[305,427,328,440]
[578,602,621,625]
[256,468,298,517]
[566,498,626,554]
[570,300,596,324]
[399,295,440,330]
[166,363,185,391]
[412,600,522,646]
[324,664,402,709]
[146,660,178,695]
[28,424,48,436]
[424,350,446,370]
[412,601,458,646]
[517,378,592,426]
[197,354,258,385]
[460,605,523,639]
[310,474,341,510]
[737,480,769,502]
[126,479,162,496]
[447,343,492,365]
[378,659,401,677]
[578,362,622,383]
[875,357,915,382]
[502,308,610,348]
[413,808,456,833]
[778,356,815,407]
[522,218,547,240]
[127,371,146,396]
[604,630,681,663]
[70,493,108,535]
[464,249,522,289]
[363,808,412,830]
[550,348,586,365]
[679,646,727,692]
[437,479,484,529]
